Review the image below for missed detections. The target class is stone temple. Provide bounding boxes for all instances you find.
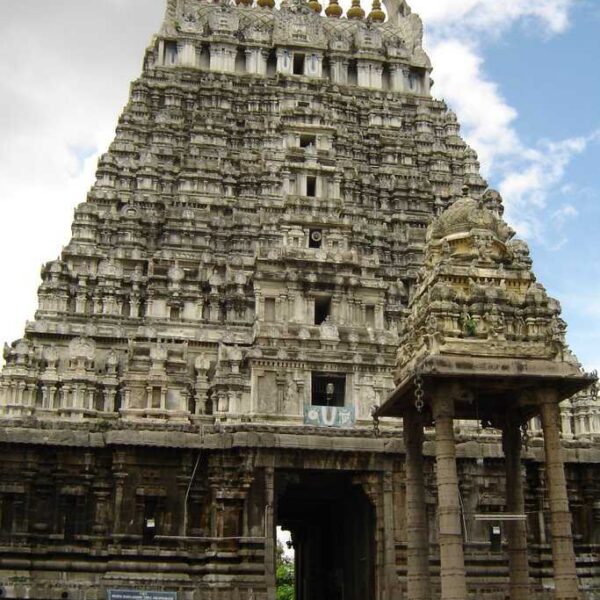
[0,0,598,598]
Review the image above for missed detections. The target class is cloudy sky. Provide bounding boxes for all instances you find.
[0,0,598,372]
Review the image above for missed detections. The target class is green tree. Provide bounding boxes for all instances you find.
[276,541,295,600]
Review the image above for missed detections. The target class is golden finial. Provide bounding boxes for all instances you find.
[368,0,385,22]
[257,0,274,7]
[308,0,323,13]
[325,0,343,17]
[347,0,365,20]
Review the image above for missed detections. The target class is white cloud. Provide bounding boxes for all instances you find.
[411,0,599,372]
[500,138,587,207]
[0,2,164,349]
[0,0,596,374]
[561,288,600,373]
[410,0,574,36]
[425,39,519,174]
[407,0,598,243]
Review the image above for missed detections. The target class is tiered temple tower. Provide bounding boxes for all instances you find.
[0,0,598,599]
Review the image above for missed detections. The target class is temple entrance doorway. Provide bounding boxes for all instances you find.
[275,470,375,600]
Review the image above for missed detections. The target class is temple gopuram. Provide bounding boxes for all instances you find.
[0,0,598,599]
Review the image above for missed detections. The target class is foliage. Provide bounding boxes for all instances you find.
[460,314,477,337]
[276,541,295,600]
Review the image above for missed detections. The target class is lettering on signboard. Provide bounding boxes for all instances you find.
[107,590,177,600]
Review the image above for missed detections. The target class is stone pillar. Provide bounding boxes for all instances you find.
[432,391,467,600]
[423,71,432,95]
[592,501,600,545]
[158,40,165,66]
[560,400,573,438]
[16,381,25,405]
[24,383,34,407]
[404,408,431,600]
[538,465,548,545]
[264,465,276,600]
[276,49,292,75]
[177,463,191,537]
[104,385,116,413]
[92,483,112,536]
[539,391,580,600]
[383,471,400,600]
[502,418,530,600]
[372,63,383,90]
[112,472,127,535]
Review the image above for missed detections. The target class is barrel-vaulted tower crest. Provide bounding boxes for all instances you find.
[0,1,598,599]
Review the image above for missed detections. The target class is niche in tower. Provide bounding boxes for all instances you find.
[164,41,178,66]
[314,296,331,325]
[264,297,276,321]
[348,60,358,86]
[300,134,317,149]
[293,53,305,75]
[365,304,376,328]
[309,229,323,249]
[266,49,277,76]
[311,372,346,407]
[142,496,162,543]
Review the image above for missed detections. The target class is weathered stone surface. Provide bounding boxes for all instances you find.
[0,0,599,599]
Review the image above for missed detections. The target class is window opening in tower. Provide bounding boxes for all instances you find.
[314,296,331,324]
[143,497,159,543]
[264,297,276,321]
[311,373,346,407]
[164,41,178,66]
[63,495,87,542]
[365,305,376,328]
[490,524,502,552]
[151,387,162,409]
[309,229,323,249]
[300,134,316,149]
[293,53,305,75]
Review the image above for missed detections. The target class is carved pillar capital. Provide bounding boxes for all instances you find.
[429,383,468,420]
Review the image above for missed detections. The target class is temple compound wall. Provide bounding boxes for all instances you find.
[0,0,599,598]
[0,430,598,599]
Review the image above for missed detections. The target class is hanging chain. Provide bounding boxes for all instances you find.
[414,371,424,413]
[521,421,529,451]
[371,405,381,437]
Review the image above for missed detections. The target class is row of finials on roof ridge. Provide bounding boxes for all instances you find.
[224,0,387,22]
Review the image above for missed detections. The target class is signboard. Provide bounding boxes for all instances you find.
[108,591,177,600]
[304,405,355,428]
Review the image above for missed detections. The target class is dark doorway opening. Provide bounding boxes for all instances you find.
[293,53,305,75]
[314,296,331,324]
[311,372,345,407]
[300,134,317,149]
[142,496,160,543]
[490,524,502,551]
[62,495,88,542]
[309,229,323,249]
[276,470,375,600]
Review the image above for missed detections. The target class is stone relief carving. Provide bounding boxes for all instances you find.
[283,376,300,415]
